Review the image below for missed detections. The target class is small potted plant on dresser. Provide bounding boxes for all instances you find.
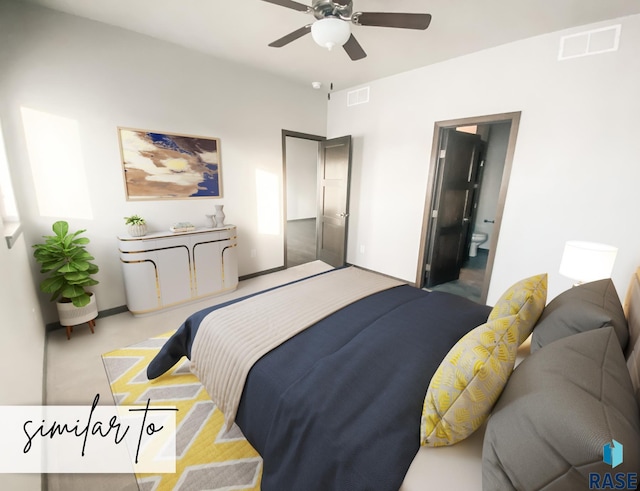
[124,214,147,237]
[32,221,100,340]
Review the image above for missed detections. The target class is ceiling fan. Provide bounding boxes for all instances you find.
[263,0,432,61]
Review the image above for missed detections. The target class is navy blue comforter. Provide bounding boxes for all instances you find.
[148,281,490,491]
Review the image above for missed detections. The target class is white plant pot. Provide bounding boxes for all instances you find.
[57,293,98,327]
[128,223,147,237]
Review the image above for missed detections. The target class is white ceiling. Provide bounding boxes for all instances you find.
[16,0,640,90]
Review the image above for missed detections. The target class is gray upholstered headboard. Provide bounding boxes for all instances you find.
[624,267,640,404]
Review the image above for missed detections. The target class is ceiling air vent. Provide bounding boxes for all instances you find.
[347,87,370,107]
[558,24,621,60]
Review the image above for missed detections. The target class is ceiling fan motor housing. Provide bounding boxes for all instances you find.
[312,0,353,21]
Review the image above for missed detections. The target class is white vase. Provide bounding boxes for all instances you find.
[214,205,225,227]
[205,214,216,228]
[128,223,147,237]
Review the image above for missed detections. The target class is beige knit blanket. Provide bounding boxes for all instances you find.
[190,267,404,431]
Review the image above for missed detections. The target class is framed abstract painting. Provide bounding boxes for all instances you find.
[118,127,222,200]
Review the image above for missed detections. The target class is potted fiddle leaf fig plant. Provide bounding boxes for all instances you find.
[32,221,99,330]
[124,214,147,237]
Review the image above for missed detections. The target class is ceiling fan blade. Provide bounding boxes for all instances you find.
[268,25,312,47]
[262,0,310,12]
[343,34,366,61]
[353,12,432,30]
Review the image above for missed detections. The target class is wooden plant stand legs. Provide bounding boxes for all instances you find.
[66,318,96,340]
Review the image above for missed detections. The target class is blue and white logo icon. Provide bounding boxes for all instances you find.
[603,440,623,468]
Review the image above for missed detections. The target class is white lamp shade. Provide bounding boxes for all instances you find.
[311,18,351,51]
[559,240,618,283]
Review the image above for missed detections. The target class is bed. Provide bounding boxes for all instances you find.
[148,265,640,490]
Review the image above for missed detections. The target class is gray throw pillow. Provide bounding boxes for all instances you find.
[531,278,628,352]
[483,327,640,490]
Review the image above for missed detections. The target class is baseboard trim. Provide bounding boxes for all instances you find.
[239,265,285,281]
[351,263,408,285]
[286,217,315,222]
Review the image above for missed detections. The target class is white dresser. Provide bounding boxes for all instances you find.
[118,225,238,315]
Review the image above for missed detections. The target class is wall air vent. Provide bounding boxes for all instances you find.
[347,86,370,107]
[558,24,621,61]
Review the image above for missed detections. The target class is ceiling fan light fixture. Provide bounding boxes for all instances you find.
[311,17,351,51]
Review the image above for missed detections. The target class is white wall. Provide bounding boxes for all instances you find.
[0,6,45,488]
[0,219,44,490]
[475,122,510,249]
[286,136,318,220]
[328,14,640,303]
[0,0,327,322]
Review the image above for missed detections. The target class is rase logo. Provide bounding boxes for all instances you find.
[589,440,638,490]
[604,440,624,469]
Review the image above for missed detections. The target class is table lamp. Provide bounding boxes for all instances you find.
[559,240,618,285]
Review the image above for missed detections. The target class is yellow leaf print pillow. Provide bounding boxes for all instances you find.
[489,274,547,345]
[420,315,520,447]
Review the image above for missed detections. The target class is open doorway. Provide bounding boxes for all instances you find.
[282,130,353,269]
[282,130,324,268]
[416,112,521,304]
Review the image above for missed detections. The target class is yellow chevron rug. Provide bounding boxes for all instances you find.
[102,330,262,491]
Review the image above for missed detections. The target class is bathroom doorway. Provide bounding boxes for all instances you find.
[416,112,521,303]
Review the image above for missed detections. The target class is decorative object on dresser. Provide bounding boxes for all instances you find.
[214,204,225,226]
[32,221,100,339]
[169,222,196,233]
[124,214,147,237]
[118,127,222,200]
[118,225,238,315]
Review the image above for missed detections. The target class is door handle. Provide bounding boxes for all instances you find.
[337,213,349,218]
[462,217,470,223]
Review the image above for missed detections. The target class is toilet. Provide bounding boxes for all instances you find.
[469,232,488,257]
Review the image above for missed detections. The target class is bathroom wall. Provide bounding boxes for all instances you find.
[474,122,511,250]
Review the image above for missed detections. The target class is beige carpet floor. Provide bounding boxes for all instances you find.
[45,260,333,491]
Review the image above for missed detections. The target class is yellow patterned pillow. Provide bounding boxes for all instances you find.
[420,315,520,447]
[488,273,547,345]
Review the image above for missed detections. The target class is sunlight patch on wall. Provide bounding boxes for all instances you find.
[256,169,280,235]
[21,107,92,219]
